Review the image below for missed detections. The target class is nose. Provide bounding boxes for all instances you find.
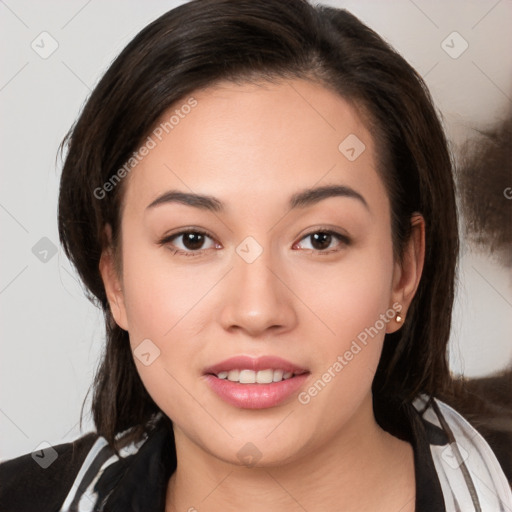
[218,242,298,337]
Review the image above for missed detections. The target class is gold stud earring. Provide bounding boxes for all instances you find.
[395,311,404,323]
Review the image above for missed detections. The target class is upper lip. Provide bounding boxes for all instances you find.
[203,356,309,375]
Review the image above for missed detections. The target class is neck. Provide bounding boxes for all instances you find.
[165,393,415,512]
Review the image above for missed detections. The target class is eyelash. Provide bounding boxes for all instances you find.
[158,227,351,258]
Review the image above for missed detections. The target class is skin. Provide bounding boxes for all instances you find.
[100,78,425,512]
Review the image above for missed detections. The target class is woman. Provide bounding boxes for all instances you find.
[1,0,510,511]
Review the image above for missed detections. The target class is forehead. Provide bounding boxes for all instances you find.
[122,78,383,215]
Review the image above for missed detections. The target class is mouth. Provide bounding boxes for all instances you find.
[203,355,310,409]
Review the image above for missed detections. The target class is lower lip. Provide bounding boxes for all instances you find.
[204,373,310,409]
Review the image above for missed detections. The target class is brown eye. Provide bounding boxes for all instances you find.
[295,230,350,253]
[159,229,218,256]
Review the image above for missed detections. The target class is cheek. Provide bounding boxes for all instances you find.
[119,241,218,406]
[291,240,395,350]
[120,238,207,340]
[119,246,204,420]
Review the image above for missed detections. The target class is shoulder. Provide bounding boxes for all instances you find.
[412,394,512,510]
[0,414,175,512]
[0,432,100,512]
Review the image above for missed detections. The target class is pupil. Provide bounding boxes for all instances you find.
[312,232,331,250]
[184,232,204,250]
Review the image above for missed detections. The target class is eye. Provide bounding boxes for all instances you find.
[158,227,350,257]
[294,229,350,254]
[159,229,219,257]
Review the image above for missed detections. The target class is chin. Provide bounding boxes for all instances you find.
[198,426,312,469]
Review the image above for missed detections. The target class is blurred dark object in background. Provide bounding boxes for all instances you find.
[456,114,512,267]
[447,113,512,485]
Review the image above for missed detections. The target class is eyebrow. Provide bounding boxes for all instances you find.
[146,184,369,212]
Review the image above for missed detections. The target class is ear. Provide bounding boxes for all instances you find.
[386,214,425,333]
[99,224,129,331]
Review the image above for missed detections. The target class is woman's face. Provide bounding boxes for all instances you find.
[101,78,422,466]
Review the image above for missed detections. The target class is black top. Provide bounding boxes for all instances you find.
[1,395,510,511]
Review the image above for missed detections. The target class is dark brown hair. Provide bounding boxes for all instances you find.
[58,0,459,453]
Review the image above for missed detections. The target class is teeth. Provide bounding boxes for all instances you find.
[227,369,240,382]
[255,369,274,384]
[216,369,298,383]
[239,370,256,383]
[272,369,284,382]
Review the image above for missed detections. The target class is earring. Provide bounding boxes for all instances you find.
[395,310,404,323]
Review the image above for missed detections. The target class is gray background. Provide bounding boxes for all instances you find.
[1,0,511,460]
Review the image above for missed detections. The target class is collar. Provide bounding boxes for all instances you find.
[101,416,176,512]
[374,394,448,511]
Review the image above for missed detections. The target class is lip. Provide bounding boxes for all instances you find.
[203,355,310,409]
[204,373,310,409]
[203,355,309,375]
